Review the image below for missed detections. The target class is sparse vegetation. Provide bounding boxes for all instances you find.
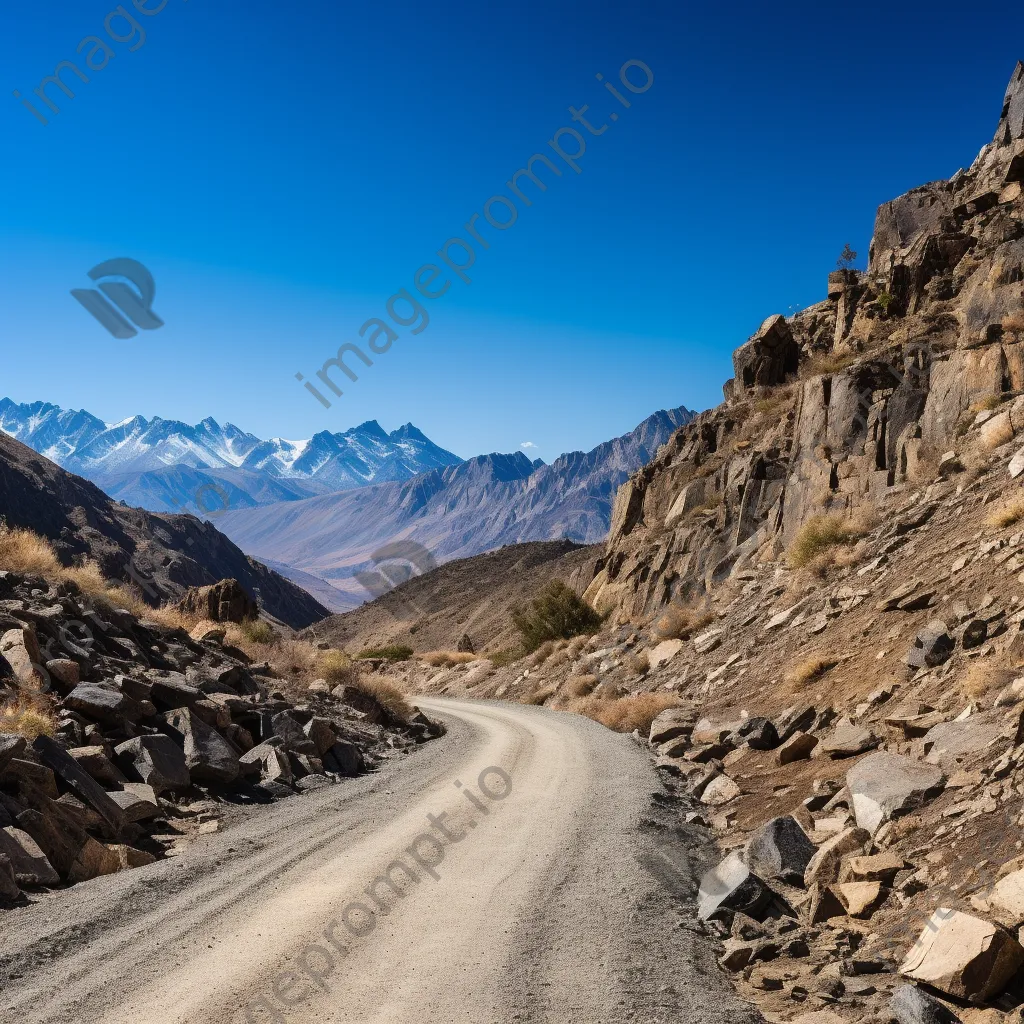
[0,523,62,577]
[785,655,839,691]
[789,514,870,569]
[0,696,56,739]
[511,581,603,653]
[652,602,715,640]
[357,645,414,662]
[486,649,520,668]
[836,243,858,271]
[419,651,478,668]
[238,617,278,646]
[626,651,650,676]
[962,659,1016,700]
[565,674,599,697]
[801,351,858,379]
[571,693,681,734]
[316,649,359,686]
[877,291,894,314]
[986,495,1024,530]
[349,676,415,721]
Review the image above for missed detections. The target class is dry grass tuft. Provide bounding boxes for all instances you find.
[237,617,278,646]
[969,394,1004,415]
[315,649,359,686]
[652,602,714,641]
[350,676,415,721]
[419,651,477,668]
[571,693,681,734]
[523,682,558,706]
[986,496,1024,531]
[962,659,1017,700]
[565,674,599,698]
[801,351,858,379]
[626,651,650,676]
[785,655,839,691]
[789,514,871,569]
[0,695,57,739]
[0,526,62,577]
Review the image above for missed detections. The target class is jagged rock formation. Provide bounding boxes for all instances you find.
[0,432,328,629]
[587,63,1024,620]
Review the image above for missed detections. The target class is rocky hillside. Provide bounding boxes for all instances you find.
[0,571,441,907]
[216,406,693,605]
[0,432,328,630]
[305,540,600,655]
[585,62,1024,624]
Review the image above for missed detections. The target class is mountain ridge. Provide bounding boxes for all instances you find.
[0,398,463,515]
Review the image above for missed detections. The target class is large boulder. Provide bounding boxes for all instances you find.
[176,579,258,624]
[900,909,1024,1002]
[906,621,955,669]
[0,735,27,773]
[0,853,21,902]
[733,314,800,390]
[162,708,240,784]
[0,627,45,687]
[746,816,816,886]
[114,735,191,794]
[848,752,945,835]
[322,740,364,776]
[698,851,775,921]
[820,717,880,758]
[64,684,147,725]
[0,826,59,886]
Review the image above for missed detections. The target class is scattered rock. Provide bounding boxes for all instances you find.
[847,752,945,835]
[890,984,962,1024]
[900,909,1024,1002]
[746,816,816,886]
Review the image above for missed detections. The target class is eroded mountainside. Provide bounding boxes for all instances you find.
[586,62,1024,623]
[0,433,328,629]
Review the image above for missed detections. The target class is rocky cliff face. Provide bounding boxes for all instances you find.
[588,63,1024,620]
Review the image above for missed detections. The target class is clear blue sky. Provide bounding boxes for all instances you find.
[1,0,1021,462]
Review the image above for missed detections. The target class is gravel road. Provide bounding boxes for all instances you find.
[0,699,762,1024]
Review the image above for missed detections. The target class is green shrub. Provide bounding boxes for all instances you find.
[511,581,603,653]
[238,617,277,645]
[357,645,414,662]
[486,649,520,667]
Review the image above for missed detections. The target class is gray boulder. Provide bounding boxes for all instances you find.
[0,735,26,772]
[890,984,961,1024]
[323,740,364,776]
[0,826,60,886]
[163,708,240,784]
[271,711,317,755]
[0,853,21,902]
[906,620,955,669]
[698,852,775,921]
[746,816,816,886]
[848,752,945,835]
[114,735,191,795]
[64,684,146,724]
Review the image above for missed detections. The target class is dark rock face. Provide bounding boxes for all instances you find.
[177,579,258,624]
[0,431,328,630]
[733,315,801,391]
[745,816,816,886]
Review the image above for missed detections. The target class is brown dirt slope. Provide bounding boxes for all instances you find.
[303,540,600,655]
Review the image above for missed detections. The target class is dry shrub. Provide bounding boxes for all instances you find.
[789,514,871,569]
[528,640,556,668]
[982,416,1015,451]
[146,604,203,632]
[523,682,558,706]
[420,651,477,668]
[986,496,1024,531]
[351,676,415,721]
[566,673,599,697]
[962,659,1017,700]
[801,351,858,379]
[969,394,1004,415]
[315,649,359,686]
[546,646,571,668]
[0,525,61,577]
[652,603,714,640]
[238,617,278,646]
[627,651,650,676]
[573,693,681,734]
[486,649,520,668]
[0,695,56,739]
[785,655,839,692]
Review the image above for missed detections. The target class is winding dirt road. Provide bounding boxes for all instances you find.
[0,700,762,1024]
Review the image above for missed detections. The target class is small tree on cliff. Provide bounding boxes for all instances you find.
[836,244,858,271]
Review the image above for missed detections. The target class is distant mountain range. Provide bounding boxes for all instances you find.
[0,399,462,515]
[215,406,695,610]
